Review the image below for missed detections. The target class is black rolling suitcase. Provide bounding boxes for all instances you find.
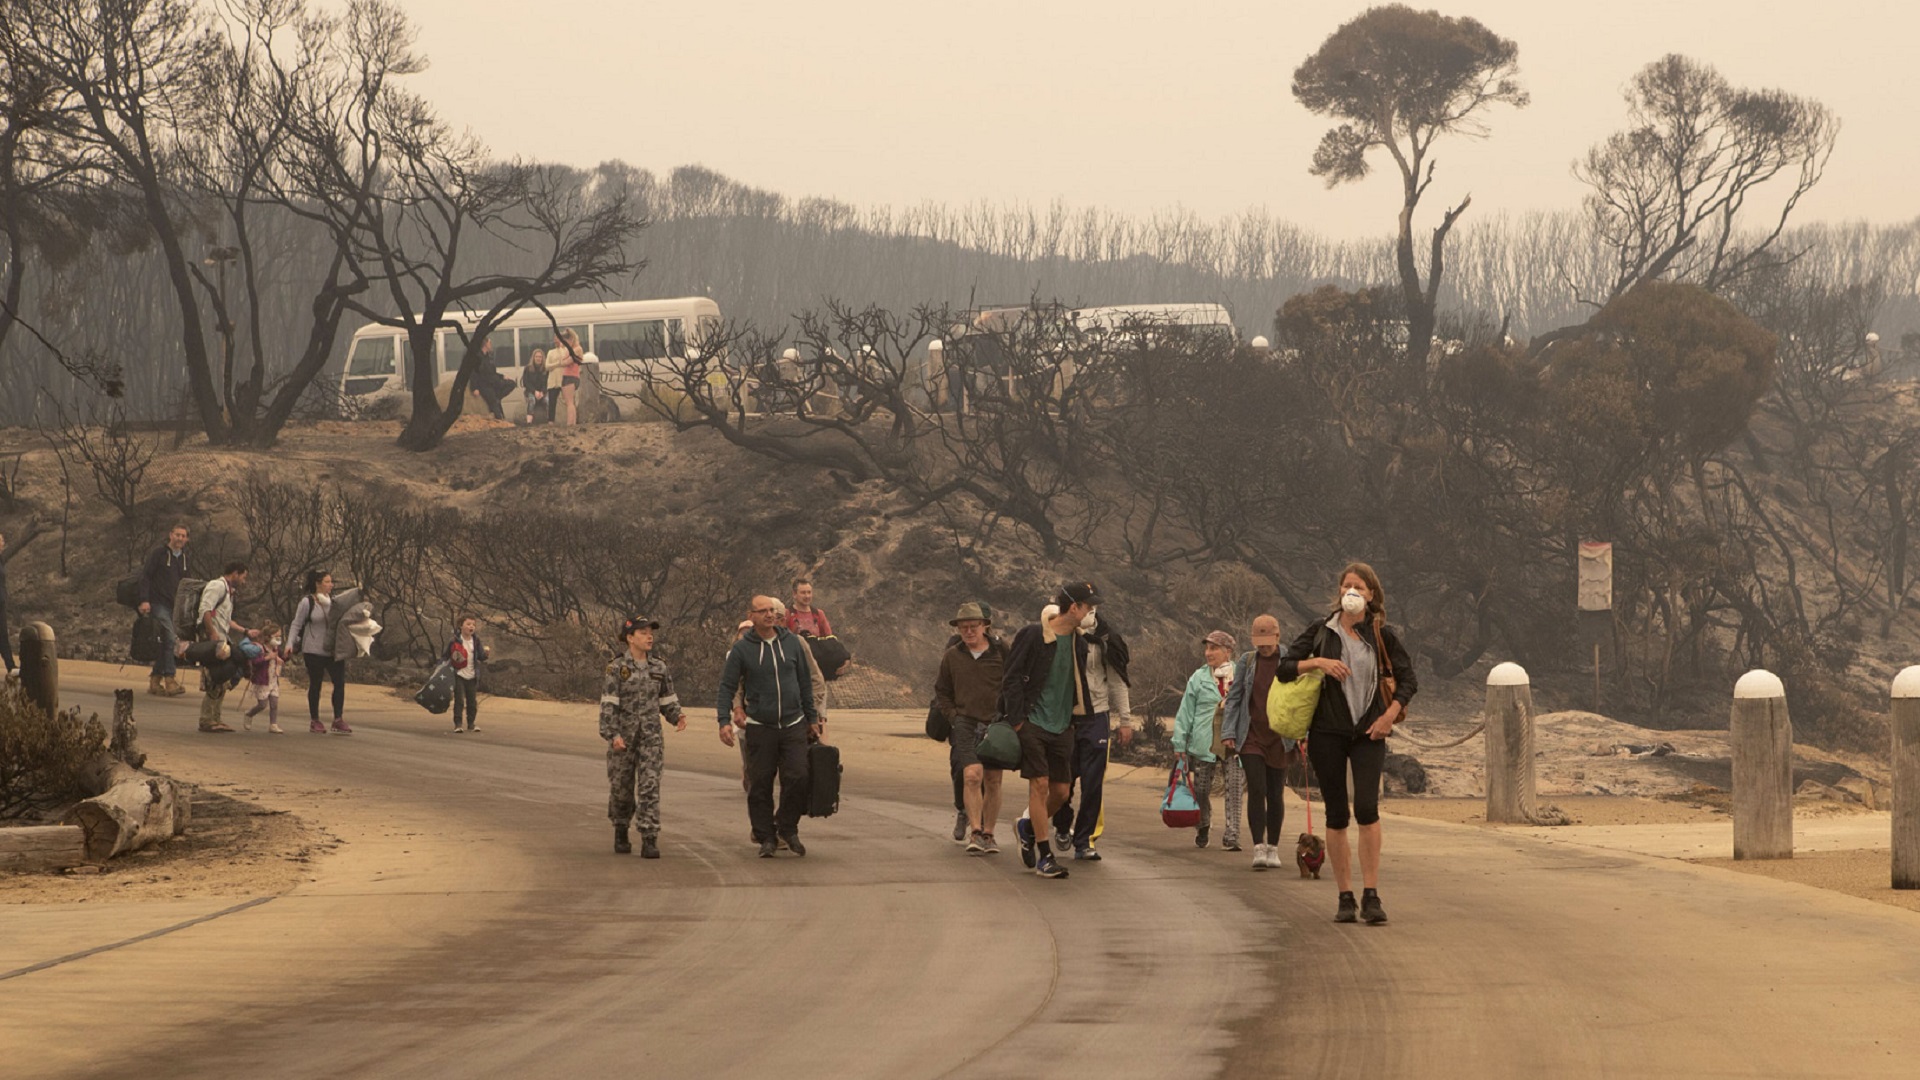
[806,742,842,818]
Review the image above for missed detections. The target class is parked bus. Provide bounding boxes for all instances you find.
[338,296,722,421]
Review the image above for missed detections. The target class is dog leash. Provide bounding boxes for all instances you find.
[1299,743,1315,836]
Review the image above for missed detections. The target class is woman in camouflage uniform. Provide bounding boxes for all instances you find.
[602,616,687,858]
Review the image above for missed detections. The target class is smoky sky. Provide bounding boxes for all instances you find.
[397,0,1918,243]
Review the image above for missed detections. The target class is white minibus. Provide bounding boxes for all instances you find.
[338,296,722,421]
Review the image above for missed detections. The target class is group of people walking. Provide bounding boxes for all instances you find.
[600,585,838,860]
[117,524,1413,921]
[132,526,365,736]
[934,563,1416,924]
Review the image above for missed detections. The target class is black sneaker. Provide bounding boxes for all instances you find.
[1335,891,1359,923]
[1016,816,1036,868]
[953,810,969,844]
[1034,854,1069,879]
[640,835,659,859]
[758,839,777,858]
[1361,890,1387,925]
[779,833,806,857]
[614,826,631,854]
[1195,826,1210,849]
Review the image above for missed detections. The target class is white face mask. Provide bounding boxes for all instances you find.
[269,637,282,648]
[1079,610,1098,632]
[1211,662,1234,679]
[1341,588,1368,616]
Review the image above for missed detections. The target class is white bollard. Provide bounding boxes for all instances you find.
[1484,662,1534,824]
[1892,667,1920,889]
[1730,670,1793,860]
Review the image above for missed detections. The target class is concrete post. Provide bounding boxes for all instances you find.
[1892,667,1920,888]
[1484,662,1534,824]
[1731,669,1793,860]
[18,621,58,716]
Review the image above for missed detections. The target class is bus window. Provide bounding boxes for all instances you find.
[346,335,397,376]
[486,330,514,367]
[594,319,669,363]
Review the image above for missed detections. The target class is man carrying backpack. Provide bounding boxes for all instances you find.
[194,561,251,733]
[139,525,192,696]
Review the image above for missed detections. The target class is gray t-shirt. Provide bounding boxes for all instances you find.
[1328,615,1377,727]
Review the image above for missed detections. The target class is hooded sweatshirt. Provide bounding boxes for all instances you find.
[716,625,818,728]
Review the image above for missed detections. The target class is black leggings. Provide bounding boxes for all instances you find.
[1307,728,1388,829]
[1240,752,1288,846]
[304,653,346,721]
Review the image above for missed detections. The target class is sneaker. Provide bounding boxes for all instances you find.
[1361,890,1388,925]
[1034,854,1069,879]
[1015,817,1036,868]
[640,835,660,859]
[1252,843,1269,870]
[267,723,284,734]
[1195,826,1210,849]
[1222,839,1242,852]
[614,826,631,854]
[331,718,353,735]
[981,832,1001,855]
[309,719,327,734]
[758,839,777,858]
[467,725,479,733]
[953,810,969,844]
[452,726,465,734]
[779,833,806,857]
[199,721,235,733]
[1052,825,1072,852]
[1335,892,1360,923]
[241,713,253,731]
[966,830,987,855]
[1072,845,1101,862]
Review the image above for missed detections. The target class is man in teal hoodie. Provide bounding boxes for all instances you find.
[717,595,821,857]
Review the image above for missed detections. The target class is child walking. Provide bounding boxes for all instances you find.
[602,615,686,858]
[447,615,489,733]
[240,624,285,733]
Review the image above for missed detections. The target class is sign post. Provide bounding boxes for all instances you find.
[1578,541,1613,713]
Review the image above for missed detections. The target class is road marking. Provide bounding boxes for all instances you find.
[0,896,276,982]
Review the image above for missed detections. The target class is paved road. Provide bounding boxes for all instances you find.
[6,663,1920,1078]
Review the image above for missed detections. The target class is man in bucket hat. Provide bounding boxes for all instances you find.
[934,601,1009,854]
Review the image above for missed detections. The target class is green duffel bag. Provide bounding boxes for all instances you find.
[976,720,1021,770]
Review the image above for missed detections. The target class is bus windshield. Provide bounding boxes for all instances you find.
[347,336,397,377]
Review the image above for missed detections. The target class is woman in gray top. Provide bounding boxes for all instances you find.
[287,569,351,735]
[1277,561,1417,926]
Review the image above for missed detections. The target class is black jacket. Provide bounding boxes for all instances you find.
[141,545,190,609]
[1277,614,1417,736]
[998,622,1090,728]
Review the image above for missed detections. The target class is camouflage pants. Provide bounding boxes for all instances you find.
[607,730,664,834]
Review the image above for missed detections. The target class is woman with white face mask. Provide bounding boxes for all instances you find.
[1277,561,1417,925]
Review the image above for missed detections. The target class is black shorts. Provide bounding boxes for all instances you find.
[1017,721,1073,782]
[562,375,580,387]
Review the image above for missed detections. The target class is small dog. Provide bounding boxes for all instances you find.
[1296,832,1326,879]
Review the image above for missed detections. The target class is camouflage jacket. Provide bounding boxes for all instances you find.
[599,653,683,742]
